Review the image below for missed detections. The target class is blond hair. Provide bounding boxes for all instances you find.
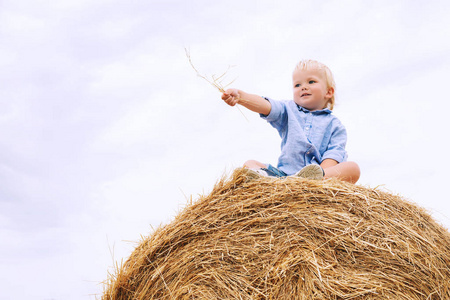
[293,59,336,110]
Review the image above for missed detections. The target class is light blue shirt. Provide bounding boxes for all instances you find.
[261,97,348,175]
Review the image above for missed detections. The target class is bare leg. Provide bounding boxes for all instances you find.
[243,160,267,169]
[323,161,360,184]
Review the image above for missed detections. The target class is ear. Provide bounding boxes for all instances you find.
[326,87,334,99]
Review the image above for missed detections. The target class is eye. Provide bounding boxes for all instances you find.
[309,80,316,84]
[294,83,300,88]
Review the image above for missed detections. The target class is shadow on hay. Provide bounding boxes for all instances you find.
[102,168,450,299]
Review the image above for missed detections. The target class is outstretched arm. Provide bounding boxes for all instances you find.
[221,88,271,116]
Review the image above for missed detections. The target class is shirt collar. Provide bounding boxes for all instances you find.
[297,105,332,115]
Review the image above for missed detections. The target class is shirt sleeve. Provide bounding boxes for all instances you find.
[321,120,348,163]
[259,97,288,130]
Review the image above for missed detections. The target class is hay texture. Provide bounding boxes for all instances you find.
[102,168,450,299]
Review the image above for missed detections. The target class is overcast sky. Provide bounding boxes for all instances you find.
[1,0,450,299]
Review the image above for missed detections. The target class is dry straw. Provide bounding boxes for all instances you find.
[185,48,236,94]
[102,168,450,299]
[185,49,248,121]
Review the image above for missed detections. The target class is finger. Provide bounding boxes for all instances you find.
[225,98,236,106]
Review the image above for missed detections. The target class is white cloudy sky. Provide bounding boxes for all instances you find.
[1,0,450,299]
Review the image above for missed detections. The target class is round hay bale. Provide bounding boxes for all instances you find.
[102,168,450,299]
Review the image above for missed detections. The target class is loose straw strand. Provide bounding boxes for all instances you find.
[185,48,248,121]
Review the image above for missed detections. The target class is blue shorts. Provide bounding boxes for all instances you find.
[261,164,288,177]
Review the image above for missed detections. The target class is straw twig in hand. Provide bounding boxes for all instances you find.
[185,49,247,120]
[185,48,236,93]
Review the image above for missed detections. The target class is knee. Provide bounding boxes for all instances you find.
[243,160,266,169]
[347,161,361,183]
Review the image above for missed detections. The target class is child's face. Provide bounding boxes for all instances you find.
[292,68,334,111]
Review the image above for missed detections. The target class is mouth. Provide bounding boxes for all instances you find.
[301,93,311,98]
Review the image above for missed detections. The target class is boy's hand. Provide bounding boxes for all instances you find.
[221,88,240,106]
[221,88,271,115]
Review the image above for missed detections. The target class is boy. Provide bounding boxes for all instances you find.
[221,59,360,184]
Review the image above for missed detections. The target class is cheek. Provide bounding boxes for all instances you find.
[314,86,326,95]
